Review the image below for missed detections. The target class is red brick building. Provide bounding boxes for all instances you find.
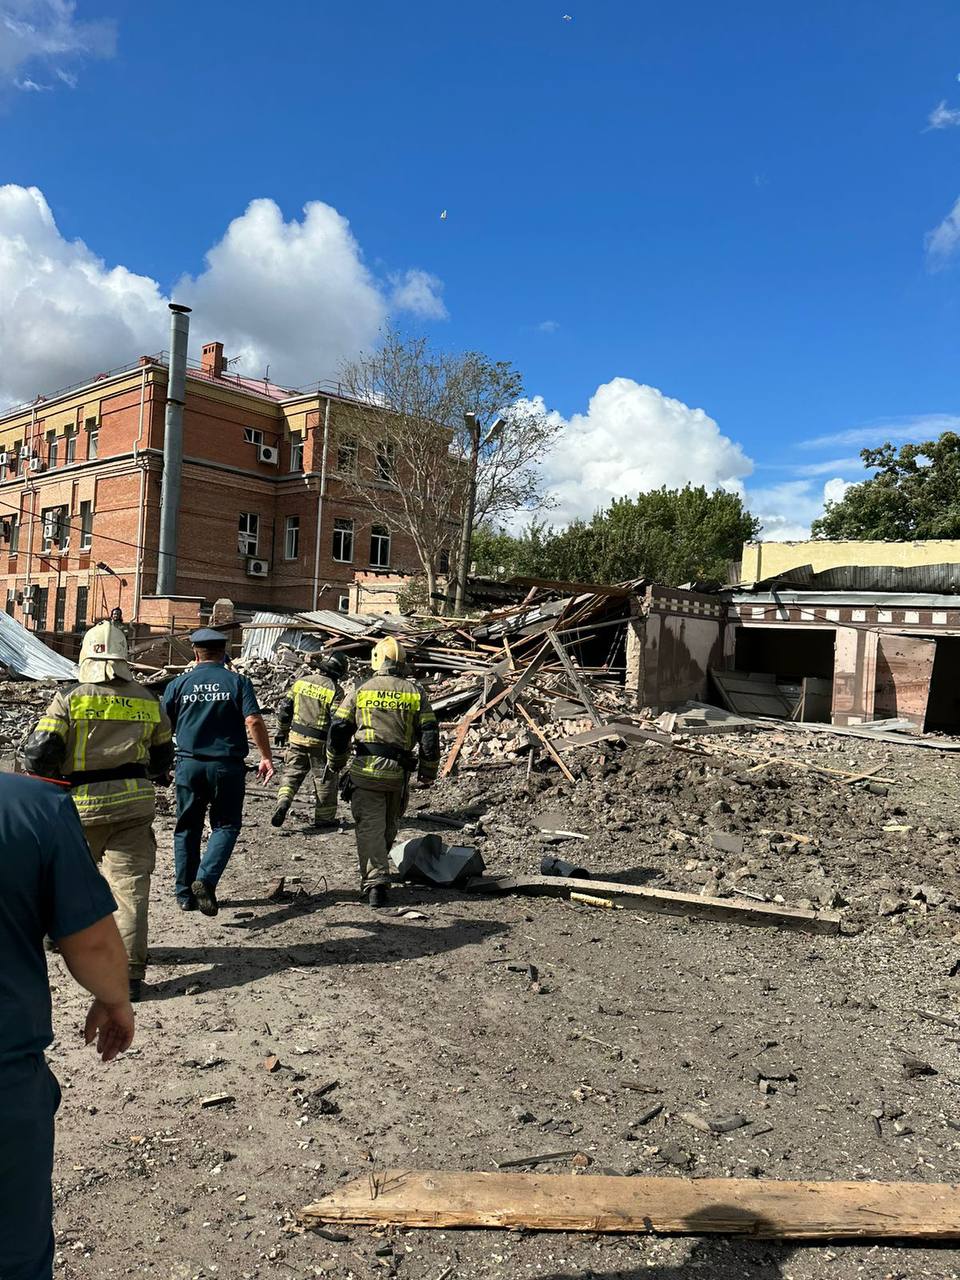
[0,342,435,645]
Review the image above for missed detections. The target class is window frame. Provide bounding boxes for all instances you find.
[332,517,354,564]
[370,524,391,568]
[238,512,260,557]
[34,587,48,630]
[75,585,88,632]
[7,515,18,556]
[243,427,264,447]
[289,436,304,472]
[87,427,99,460]
[40,505,68,553]
[336,435,358,475]
[47,437,58,470]
[54,585,67,633]
[375,441,396,484]
[79,501,93,551]
[284,514,300,561]
[65,432,76,464]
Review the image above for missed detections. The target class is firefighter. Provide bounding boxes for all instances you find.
[327,637,440,908]
[271,651,349,830]
[22,621,173,1002]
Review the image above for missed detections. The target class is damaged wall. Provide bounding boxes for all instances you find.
[626,586,724,710]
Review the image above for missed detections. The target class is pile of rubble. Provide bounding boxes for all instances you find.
[0,679,56,762]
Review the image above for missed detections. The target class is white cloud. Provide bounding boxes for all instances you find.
[388,268,447,319]
[746,477,851,541]
[928,100,960,129]
[537,319,560,333]
[0,1,115,90]
[0,186,447,407]
[175,198,391,386]
[926,195,960,265]
[799,414,960,450]
[533,377,753,525]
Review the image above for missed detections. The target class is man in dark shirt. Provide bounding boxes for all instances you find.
[0,772,135,1280]
[162,628,275,916]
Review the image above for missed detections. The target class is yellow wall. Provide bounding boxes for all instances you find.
[741,539,960,584]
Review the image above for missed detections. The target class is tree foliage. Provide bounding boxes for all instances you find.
[473,485,760,586]
[812,432,960,539]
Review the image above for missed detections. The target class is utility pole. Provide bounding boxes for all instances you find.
[454,411,504,614]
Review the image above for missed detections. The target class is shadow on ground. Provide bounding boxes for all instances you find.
[147,915,508,999]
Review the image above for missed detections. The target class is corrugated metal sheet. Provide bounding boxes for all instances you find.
[0,612,78,680]
[729,590,960,608]
[751,563,960,594]
[240,610,398,661]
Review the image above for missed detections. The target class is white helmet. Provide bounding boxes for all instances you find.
[79,621,129,665]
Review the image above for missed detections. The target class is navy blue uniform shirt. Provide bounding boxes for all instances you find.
[162,662,261,761]
[0,774,117,1065]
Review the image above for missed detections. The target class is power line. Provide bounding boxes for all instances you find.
[0,497,312,583]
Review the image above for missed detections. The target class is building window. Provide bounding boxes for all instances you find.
[332,518,354,563]
[370,524,391,568]
[243,427,264,446]
[337,435,358,474]
[375,441,396,483]
[289,436,304,472]
[65,433,76,464]
[87,427,99,460]
[75,585,88,632]
[16,445,25,476]
[10,441,20,474]
[438,548,450,574]
[47,437,58,469]
[80,501,93,550]
[5,589,14,617]
[34,587,48,630]
[238,512,259,556]
[54,586,67,633]
[41,506,68,552]
[337,593,350,613]
[284,515,300,560]
[7,516,18,556]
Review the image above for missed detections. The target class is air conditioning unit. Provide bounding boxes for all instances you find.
[246,557,270,578]
[0,453,8,468]
[23,584,37,602]
[22,601,33,616]
[19,446,29,458]
[30,456,44,472]
[257,444,279,466]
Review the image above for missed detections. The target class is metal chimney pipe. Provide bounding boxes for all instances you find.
[156,303,191,597]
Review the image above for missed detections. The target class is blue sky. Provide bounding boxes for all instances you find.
[4,0,960,536]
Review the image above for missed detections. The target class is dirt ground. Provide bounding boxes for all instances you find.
[44,723,960,1280]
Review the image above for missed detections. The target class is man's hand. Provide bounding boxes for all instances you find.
[257,757,275,784]
[84,998,135,1062]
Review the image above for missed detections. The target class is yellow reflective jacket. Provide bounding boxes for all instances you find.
[327,671,439,792]
[23,679,173,825]
[277,674,340,749]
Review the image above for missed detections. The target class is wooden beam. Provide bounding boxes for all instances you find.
[301,1171,960,1239]
[463,874,841,935]
[546,631,602,727]
[514,702,576,783]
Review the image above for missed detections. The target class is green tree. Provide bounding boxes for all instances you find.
[473,486,759,585]
[812,432,960,539]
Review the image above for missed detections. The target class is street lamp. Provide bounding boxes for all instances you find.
[455,412,505,613]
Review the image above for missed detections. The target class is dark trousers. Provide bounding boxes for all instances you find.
[174,758,246,903]
[0,1055,60,1279]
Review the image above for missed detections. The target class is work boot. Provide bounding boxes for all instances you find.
[191,879,219,917]
[367,883,388,910]
[178,897,198,912]
[129,978,143,1003]
[310,817,338,832]
[271,801,290,828]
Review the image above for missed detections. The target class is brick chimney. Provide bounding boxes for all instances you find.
[200,341,225,378]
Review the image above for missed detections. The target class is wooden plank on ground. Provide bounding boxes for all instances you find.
[463,874,841,935]
[514,702,576,783]
[301,1170,960,1239]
